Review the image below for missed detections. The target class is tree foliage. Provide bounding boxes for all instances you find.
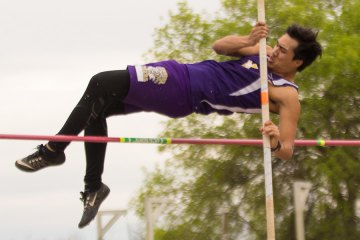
[134,1,360,239]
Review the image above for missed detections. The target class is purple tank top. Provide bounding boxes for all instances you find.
[124,60,193,118]
[187,55,298,115]
[124,56,298,117]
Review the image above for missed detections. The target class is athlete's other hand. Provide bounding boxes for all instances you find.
[260,120,280,149]
[248,22,269,46]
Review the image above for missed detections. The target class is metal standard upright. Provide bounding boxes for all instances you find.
[96,210,127,240]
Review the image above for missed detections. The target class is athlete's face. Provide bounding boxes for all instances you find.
[268,34,303,77]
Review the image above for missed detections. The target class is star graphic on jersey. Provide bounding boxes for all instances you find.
[242,60,259,69]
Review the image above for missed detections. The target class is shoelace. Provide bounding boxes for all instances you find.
[28,157,50,169]
[26,145,50,169]
[27,145,42,159]
[79,192,92,209]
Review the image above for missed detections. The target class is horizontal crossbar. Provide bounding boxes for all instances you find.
[0,134,359,146]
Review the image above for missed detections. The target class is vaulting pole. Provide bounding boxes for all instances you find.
[257,0,276,239]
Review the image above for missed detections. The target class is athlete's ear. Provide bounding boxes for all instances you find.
[294,59,303,69]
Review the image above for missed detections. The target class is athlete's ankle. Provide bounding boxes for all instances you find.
[45,144,56,152]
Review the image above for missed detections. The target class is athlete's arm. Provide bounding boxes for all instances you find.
[261,87,300,161]
[212,22,271,57]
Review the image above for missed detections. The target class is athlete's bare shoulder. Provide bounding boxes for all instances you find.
[269,84,300,114]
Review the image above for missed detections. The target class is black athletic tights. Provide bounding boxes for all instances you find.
[48,70,130,192]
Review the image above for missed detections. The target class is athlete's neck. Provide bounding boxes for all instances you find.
[272,70,296,82]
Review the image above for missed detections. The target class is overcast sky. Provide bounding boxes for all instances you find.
[0,1,220,239]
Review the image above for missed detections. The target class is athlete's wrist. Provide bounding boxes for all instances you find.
[271,140,282,152]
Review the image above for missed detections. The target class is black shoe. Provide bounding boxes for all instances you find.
[15,144,65,172]
[78,183,110,229]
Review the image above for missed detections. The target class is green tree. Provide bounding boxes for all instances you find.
[134,1,360,239]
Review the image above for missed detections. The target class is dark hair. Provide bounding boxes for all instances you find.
[286,24,322,72]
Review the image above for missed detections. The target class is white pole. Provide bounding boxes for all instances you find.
[145,198,154,240]
[293,181,312,240]
[257,1,276,239]
[219,206,229,240]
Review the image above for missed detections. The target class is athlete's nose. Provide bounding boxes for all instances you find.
[272,45,280,57]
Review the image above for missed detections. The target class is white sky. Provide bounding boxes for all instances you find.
[0,1,221,239]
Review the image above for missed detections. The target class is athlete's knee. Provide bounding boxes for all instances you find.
[77,72,108,112]
[87,72,107,93]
